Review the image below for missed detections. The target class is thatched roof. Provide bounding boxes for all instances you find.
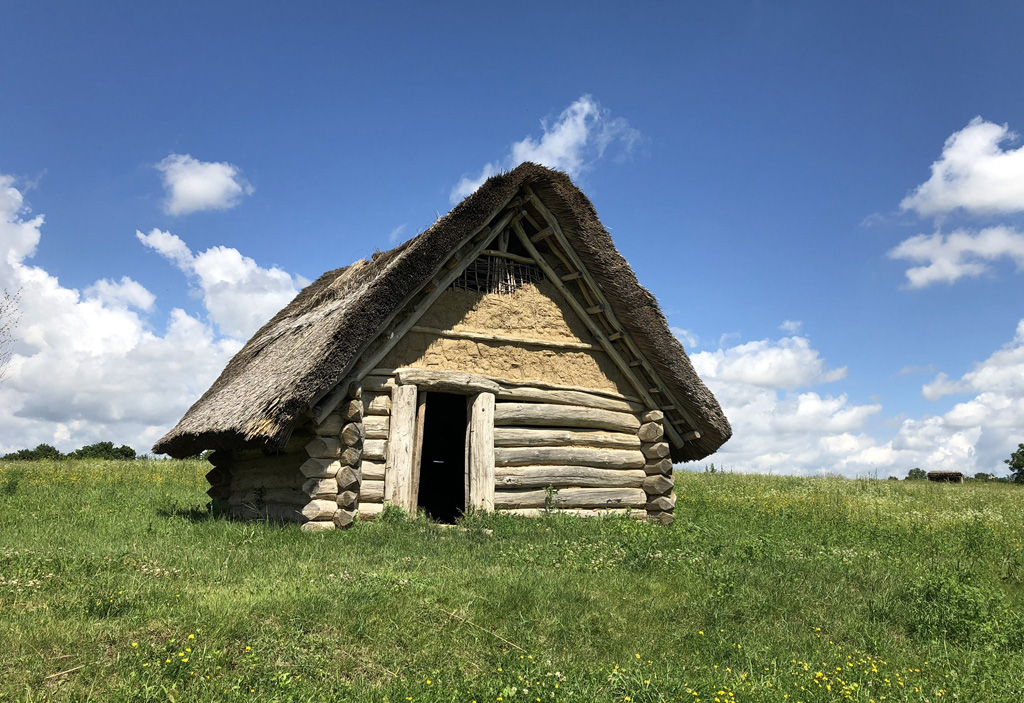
[154,163,731,461]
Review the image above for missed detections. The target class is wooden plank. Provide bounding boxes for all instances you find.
[494,487,647,510]
[495,385,643,413]
[469,392,496,512]
[363,439,387,461]
[494,402,641,433]
[560,271,582,282]
[364,414,390,440]
[385,384,417,511]
[495,466,646,489]
[494,427,640,450]
[395,368,501,394]
[495,446,645,469]
[407,327,601,352]
[410,393,427,505]
[360,479,385,502]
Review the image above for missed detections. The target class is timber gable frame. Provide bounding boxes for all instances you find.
[314,187,699,453]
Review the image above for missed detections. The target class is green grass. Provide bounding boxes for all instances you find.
[1,460,1022,702]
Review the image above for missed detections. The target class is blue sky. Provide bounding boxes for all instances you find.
[2,1,1023,476]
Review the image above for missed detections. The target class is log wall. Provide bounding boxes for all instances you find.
[354,387,391,519]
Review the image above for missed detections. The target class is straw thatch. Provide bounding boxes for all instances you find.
[154,163,731,461]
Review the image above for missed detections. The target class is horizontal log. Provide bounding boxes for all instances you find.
[642,410,664,423]
[481,248,536,264]
[360,479,385,502]
[228,489,306,506]
[341,422,364,447]
[205,467,230,486]
[363,393,391,415]
[359,502,384,519]
[300,458,341,479]
[339,446,362,467]
[499,507,644,519]
[642,474,674,495]
[305,437,342,459]
[638,422,664,443]
[227,453,303,475]
[336,466,361,492]
[364,415,389,440]
[340,398,363,422]
[495,466,646,489]
[395,368,499,394]
[206,484,230,499]
[302,477,339,499]
[494,403,641,433]
[647,510,674,526]
[363,439,387,462]
[301,521,336,532]
[495,386,644,414]
[494,487,647,510]
[493,427,640,450]
[495,376,641,404]
[495,446,645,470]
[642,442,671,460]
[301,499,338,521]
[361,375,396,392]
[232,475,303,492]
[333,509,357,529]
[207,450,233,468]
[647,494,676,512]
[361,460,385,481]
[315,413,344,437]
[408,327,600,353]
[336,490,358,509]
[644,458,673,476]
[230,504,304,523]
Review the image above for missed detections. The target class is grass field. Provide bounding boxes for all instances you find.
[1,459,1022,702]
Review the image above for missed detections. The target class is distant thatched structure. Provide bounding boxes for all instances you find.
[927,471,965,484]
[155,163,731,529]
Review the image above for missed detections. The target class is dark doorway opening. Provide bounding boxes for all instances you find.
[416,392,468,523]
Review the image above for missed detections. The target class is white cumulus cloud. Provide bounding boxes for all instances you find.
[901,117,1024,217]
[888,226,1024,288]
[137,229,308,340]
[692,322,1024,477]
[155,153,254,216]
[450,95,642,203]
[0,173,241,455]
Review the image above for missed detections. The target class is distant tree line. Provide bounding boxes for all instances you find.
[2,441,137,461]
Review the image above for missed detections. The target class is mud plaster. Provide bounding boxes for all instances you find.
[382,283,634,394]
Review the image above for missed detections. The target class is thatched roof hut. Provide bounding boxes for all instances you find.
[156,163,731,528]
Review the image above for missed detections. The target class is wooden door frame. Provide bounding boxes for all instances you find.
[386,371,495,514]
